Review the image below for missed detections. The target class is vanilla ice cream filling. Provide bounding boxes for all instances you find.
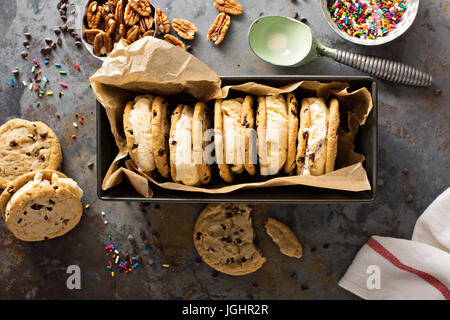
[173,106,199,185]
[222,99,244,173]
[302,102,329,176]
[5,172,83,215]
[129,95,155,173]
[261,95,288,176]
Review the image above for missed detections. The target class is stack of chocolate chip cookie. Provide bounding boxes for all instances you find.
[122,93,340,185]
[0,119,83,241]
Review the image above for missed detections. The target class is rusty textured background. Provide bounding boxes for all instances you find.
[0,0,448,299]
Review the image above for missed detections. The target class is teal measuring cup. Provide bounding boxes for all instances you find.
[248,16,432,86]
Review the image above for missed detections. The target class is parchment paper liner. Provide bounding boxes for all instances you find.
[90,37,373,198]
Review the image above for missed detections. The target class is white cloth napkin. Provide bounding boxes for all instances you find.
[339,188,450,300]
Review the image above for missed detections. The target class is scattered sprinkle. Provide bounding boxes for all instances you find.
[35,102,40,108]
[162,264,170,268]
[59,82,68,88]
[71,134,77,139]
[9,78,14,87]
[59,71,67,75]
[54,63,61,68]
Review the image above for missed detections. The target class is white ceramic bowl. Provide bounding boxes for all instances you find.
[320,0,419,46]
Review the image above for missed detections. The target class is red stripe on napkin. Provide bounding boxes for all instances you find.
[367,237,450,300]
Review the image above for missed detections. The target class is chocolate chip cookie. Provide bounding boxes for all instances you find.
[0,170,83,242]
[0,119,62,189]
[193,203,266,276]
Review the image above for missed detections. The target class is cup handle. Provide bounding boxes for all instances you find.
[334,49,432,86]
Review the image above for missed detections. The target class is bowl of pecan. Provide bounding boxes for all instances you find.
[82,0,156,59]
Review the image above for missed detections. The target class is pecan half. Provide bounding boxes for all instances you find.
[142,29,155,38]
[207,13,231,45]
[85,28,102,44]
[115,0,124,25]
[93,31,113,56]
[126,25,140,44]
[104,17,117,36]
[124,2,140,26]
[130,0,152,17]
[139,15,154,34]
[172,19,197,40]
[214,0,243,15]
[164,34,185,50]
[86,1,103,29]
[118,23,127,38]
[155,8,170,35]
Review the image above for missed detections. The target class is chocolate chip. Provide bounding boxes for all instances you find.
[17,218,22,224]
[53,186,58,190]
[241,257,247,262]
[24,32,32,39]
[9,140,17,147]
[61,15,67,22]
[196,232,202,240]
[292,11,298,19]
[225,211,233,218]
[170,140,177,145]
[46,207,52,211]
[21,51,28,59]
[220,224,226,230]
[221,236,232,243]
[44,215,48,220]
[39,132,47,139]
[308,153,315,161]
[39,155,45,162]
[54,28,61,35]
[132,144,138,149]
[45,38,53,45]
[153,110,157,117]
[127,234,136,244]
[323,243,329,249]
[195,257,202,264]
[51,42,57,50]
[406,194,414,202]
[300,17,308,23]
[302,131,308,140]
[75,41,82,47]
[208,247,215,253]
[186,45,193,52]
[402,168,409,175]
[12,69,19,77]
[23,211,27,215]
[297,157,305,164]
[49,199,55,205]
[23,40,29,47]
[157,149,164,156]
[31,203,43,210]
[7,187,14,194]
[57,38,62,46]
[87,162,94,169]
[235,238,242,244]
[59,24,67,32]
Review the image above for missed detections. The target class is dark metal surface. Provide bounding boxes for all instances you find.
[0,0,448,300]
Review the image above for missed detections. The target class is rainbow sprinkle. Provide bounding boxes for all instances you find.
[327,0,407,39]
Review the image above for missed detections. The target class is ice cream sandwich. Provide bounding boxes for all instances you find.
[256,94,289,176]
[169,103,212,186]
[123,95,170,178]
[214,96,256,182]
[295,97,340,176]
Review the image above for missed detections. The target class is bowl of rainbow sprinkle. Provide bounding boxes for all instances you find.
[321,0,419,46]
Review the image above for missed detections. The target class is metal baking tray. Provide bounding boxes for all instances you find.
[96,75,377,203]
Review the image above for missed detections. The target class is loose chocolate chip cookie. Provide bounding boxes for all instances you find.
[0,170,83,242]
[193,203,266,276]
[0,119,62,189]
[265,217,302,259]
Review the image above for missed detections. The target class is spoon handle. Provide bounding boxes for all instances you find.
[334,49,432,86]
